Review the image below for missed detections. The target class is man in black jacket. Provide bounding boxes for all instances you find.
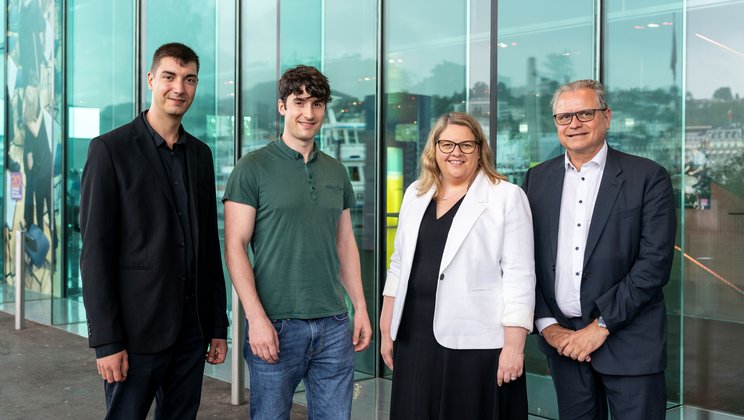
[80,42,228,419]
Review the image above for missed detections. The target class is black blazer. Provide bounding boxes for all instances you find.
[523,146,676,376]
[80,114,228,353]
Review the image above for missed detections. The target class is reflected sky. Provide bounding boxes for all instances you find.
[687,0,744,98]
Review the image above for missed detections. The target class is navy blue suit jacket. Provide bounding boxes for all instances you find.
[523,146,676,376]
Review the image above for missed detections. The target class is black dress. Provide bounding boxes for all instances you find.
[389,198,527,420]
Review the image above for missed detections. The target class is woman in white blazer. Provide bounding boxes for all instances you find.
[380,112,535,419]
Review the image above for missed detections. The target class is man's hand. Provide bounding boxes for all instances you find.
[352,310,372,352]
[248,315,280,364]
[206,338,228,365]
[541,324,574,354]
[560,319,609,362]
[97,350,129,383]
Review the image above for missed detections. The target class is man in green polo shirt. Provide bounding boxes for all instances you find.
[223,65,371,419]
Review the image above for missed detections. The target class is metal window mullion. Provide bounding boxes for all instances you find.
[230,0,246,407]
[595,0,604,83]
[375,0,386,379]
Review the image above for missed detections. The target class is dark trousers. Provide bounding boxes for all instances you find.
[547,354,666,420]
[103,298,206,420]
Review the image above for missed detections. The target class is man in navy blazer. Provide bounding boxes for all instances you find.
[522,80,676,420]
[80,43,228,419]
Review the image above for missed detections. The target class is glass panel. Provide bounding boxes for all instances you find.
[0,0,6,302]
[145,0,236,380]
[684,0,744,415]
[383,0,470,377]
[605,0,684,408]
[275,0,379,383]
[240,1,278,156]
[381,0,493,378]
[497,2,594,417]
[3,0,62,325]
[322,0,378,380]
[63,0,134,333]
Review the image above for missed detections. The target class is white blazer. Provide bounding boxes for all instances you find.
[383,171,535,349]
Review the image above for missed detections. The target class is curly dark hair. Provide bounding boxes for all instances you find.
[278,65,332,104]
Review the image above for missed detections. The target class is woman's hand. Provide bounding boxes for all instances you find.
[497,326,528,386]
[497,346,524,386]
[380,296,395,370]
[381,331,395,370]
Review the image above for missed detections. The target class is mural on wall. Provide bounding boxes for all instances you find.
[5,0,59,294]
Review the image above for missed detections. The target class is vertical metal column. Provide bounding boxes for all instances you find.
[231,0,246,406]
[594,0,604,82]
[15,230,26,330]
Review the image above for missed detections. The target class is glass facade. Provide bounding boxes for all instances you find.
[1,0,742,417]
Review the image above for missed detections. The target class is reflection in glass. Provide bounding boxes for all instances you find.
[605,0,683,406]
[497,2,594,417]
[684,0,744,414]
[65,0,135,320]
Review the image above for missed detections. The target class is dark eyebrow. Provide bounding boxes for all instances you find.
[161,70,198,79]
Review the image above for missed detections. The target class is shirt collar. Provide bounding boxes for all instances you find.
[141,111,186,148]
[274,137,318,162]
[564,141,608,172]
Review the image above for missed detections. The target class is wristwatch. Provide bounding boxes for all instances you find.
[597,316,607,329]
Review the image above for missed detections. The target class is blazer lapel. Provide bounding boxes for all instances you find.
[133,117,177,211]
[439,171,488,272]
[546,158,566,268]
[584,148,624,266]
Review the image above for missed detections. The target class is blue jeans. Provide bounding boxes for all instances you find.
[244,314,355,420]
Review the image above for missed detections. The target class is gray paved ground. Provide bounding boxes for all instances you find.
[0,311,308,419]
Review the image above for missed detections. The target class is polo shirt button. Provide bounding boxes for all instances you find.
[576,272,580,276]
[439,273,445,280]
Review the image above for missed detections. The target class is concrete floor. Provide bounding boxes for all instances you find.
[2,309,743,420]
[0,312,308,420]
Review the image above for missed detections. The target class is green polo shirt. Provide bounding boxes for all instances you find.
[223,138,356,319]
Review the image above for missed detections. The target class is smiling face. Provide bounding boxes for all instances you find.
[435,123,480,185]
[147,56,198,119]
[278,86,326,145]
[554,88,611,166]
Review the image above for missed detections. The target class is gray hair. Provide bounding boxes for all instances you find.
[550,79,608,113]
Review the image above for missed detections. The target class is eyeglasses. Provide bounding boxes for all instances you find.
[436,140,480,154]
[553,108,607,125]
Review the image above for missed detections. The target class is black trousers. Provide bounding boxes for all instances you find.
[103,298,206,420]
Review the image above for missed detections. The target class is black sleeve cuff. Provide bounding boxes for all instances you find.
[94,342,125,358]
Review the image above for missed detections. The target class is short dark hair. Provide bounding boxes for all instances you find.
[278,65,332,104]
[151,42,200,74]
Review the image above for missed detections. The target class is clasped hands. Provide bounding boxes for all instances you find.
[541,320,609,363]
